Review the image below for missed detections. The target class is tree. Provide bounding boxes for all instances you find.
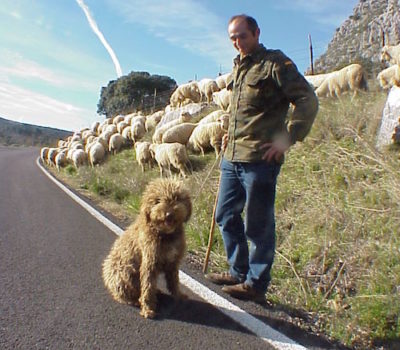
[97,71,177,118]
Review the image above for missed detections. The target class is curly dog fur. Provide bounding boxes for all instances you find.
[102,178,192,318]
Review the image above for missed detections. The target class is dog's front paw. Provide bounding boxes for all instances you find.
[140,307,157,319]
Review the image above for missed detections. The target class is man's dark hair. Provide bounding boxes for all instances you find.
[228,14,259,35]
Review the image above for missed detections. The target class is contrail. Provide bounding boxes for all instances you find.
[76,0,123,77]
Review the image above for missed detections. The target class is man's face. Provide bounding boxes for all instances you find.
[228,19,260,57]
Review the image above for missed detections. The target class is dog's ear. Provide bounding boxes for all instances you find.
[140,203,152,224]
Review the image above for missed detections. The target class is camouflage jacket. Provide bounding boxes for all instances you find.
[224,44,318,162]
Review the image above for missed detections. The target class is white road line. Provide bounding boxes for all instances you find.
[36,157,308,350]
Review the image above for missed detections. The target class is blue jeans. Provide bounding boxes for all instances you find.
[215,158,281,293]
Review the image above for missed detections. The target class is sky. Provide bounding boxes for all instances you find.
[0,0,359,132]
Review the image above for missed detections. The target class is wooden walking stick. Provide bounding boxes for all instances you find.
[202,172,221,274]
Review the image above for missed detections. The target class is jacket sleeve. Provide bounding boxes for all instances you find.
[272,56,319,145]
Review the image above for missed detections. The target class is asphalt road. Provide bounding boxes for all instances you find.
[0,147,343,350]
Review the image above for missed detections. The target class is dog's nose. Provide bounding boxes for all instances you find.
[165,212,174,222]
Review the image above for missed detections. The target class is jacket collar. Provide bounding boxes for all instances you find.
[233,44,267,66]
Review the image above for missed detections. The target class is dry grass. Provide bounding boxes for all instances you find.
[49,90,400,349]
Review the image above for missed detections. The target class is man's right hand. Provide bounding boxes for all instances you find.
[221,133,228,152]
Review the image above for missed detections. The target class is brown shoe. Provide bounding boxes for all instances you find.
[205,271,241,285]
[221,283,266,303]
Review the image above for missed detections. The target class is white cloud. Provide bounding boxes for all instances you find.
[0,82,99,131]
[107,0,235,72]
[0,50,101,92]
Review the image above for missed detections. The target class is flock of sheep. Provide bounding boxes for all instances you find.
[304,44,400,97]
[41,45,400,176]
[40,73,231,177]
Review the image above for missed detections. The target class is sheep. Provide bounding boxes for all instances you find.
[105,124,118,134]
[304,73,330,90]
[121,126,132,141]
[130,115,146,126]
[91,121,100,134]
[315,63,368,99]
[149,143,192,178]
[152,112,192,144]
[88,142,106,167]
[188,121,226,158]
[71,149,87,168]
[161,123,198,145]
[170,81,201,107]
[145,110,164,132]
[199,110,226,125]
[134,141,153,172]
[47,148,59,166]
[40,147,50,164]
[108,133,125,155]
[215,72,232,90]
[381,44,400,65]
[117,120,129,134]
[377,65,400,90]
[99,130,114,147]
[112,115,125,125]
[55,150,68,171]
[131,120,146,142]
[212,88,231,111]
[198,79,220,104]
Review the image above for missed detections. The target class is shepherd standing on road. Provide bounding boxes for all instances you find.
[205,14,318,302]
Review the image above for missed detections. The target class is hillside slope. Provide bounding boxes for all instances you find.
[0,117,72,147]
[311,0,400,76]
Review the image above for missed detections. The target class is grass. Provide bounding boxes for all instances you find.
[48,91,400,349]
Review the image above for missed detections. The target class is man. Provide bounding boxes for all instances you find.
[205,14,318,302]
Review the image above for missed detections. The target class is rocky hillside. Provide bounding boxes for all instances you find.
[310,0,400,77]
[0,117,71,147]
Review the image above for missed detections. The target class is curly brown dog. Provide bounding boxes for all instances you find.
[102,178,192,318]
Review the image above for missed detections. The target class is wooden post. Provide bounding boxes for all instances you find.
[309,34,314,75]
[153,88,157,112]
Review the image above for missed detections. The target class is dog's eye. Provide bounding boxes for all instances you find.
[154,198,160,205]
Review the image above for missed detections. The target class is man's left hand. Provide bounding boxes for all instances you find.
[260,139,290,163]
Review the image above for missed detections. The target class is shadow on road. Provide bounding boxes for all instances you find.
[155,292,350,349]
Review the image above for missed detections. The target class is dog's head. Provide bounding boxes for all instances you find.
[140,178,192,234]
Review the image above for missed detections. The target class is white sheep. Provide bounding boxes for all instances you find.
[377,65,400,90]
[215,72,232,90]
[198,110,226,125]
[108,133,125,154]
[55,150,68,171]
[145,110,164,132]
[149,143,192,178]
[91,121,100,134]
[47,148,59,166]
[152,112,192,143]
[170,81,201,107]
[112,115,125,125]
[198,79,220,104]
[212,88,231,111]
[40,147,50,165]
[121,126,131,141]
[188,121,226,158]
[105,124,118,134]
[71,149,87,168]
[315,63,368,98]
[88,142,106,167]
[381,44,400,65]
[134,141,153,172]
[131,121,146,142]
[117,120,130,134]
[304,73,330,90]
[161,123,198,145]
